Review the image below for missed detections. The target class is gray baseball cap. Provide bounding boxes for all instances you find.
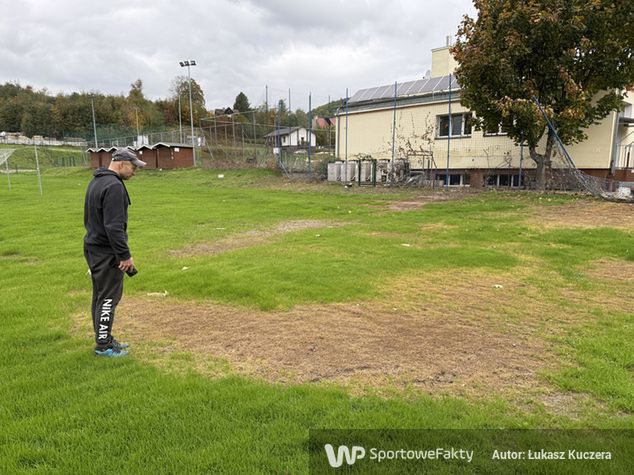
[111,148,147,168]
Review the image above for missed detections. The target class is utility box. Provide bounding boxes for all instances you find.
[327,161,342,182]
[342,160,357,182]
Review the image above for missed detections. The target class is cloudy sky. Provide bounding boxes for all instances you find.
[0,0,476,111]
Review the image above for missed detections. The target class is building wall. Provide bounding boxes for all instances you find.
[98,150,113,168]
[137,148,158,169]
[90,152,100,168]
[155,146,194,168]
[172,147,194,168]
[335,98,617,171]
[279,128,316,147]
[431,46,458,77]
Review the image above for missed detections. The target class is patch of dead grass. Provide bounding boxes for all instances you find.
[585,259,634,282]
[69,265,633,417]
[171,220,344,258]
[105,270,558,397]
[385,193,467,212]
[527,200,634,229]
[113,294,548,398]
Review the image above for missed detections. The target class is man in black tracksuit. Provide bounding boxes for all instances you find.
[84,148,146,357]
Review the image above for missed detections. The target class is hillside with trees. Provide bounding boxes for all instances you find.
[0,82,342,146]
[0,77,206,142]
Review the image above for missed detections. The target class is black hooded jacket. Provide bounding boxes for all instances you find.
[83,168,132,260]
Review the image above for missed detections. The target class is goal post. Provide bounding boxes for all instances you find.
[0,149,15,191]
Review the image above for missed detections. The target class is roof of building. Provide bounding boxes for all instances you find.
[87,143,192,153]
[264,127,309,137]
[152,142,193,148]
[313,117,336,128]
[348,74,459,105]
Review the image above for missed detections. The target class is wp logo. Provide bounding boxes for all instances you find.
[324,444,366,468]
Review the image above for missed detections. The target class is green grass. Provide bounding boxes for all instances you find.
[1,168,633,473]
[0,143,86,170]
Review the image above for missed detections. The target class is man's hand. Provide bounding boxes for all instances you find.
[118,257,135,272]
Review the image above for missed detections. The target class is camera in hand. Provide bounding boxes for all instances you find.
[126,266,138,277]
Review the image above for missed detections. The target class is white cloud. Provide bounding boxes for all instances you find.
[0,0,476,110]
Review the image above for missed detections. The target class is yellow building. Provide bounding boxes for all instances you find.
[335,45,634,187]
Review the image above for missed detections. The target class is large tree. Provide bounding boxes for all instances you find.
[233,92,251,112]
[452,0,634,188]
[170,76,206,125]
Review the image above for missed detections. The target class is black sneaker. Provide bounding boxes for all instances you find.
[112,338,130,350]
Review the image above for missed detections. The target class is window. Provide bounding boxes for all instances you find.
[486,174,522,187]
[435,173,468,186]
[437,113,473,138]
[483,123,509,136]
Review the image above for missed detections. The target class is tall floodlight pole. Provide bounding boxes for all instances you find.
[134,106,140,144]
[178,95,183,143]
[91,97,98,148]
[179,60,197,165]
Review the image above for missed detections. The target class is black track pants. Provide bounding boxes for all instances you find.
[84,250,124,347]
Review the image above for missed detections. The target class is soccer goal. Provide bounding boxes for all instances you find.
[1,149,15,190]
[0,148,14,167]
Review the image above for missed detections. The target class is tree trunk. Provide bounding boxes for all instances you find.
[529,146,546,190]
[529,130,557,190]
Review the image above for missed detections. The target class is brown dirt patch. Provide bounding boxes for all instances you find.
[527,200,634,229]
[114,296,547,398]
[171,220,344,257]
[89,269,568,402]
[71,266,631,416]
[386,193,464,212]
[585,259,634,282]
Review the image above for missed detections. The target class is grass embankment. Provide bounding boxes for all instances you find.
[0,168,632,473]
[0,144,86,170]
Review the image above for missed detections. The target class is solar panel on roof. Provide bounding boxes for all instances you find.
[417,78,436,93]
[349,88,369,102]
[359,87,379,102]
[432,76,449,91]
[397,80,417,96]
[347,74,459,104]
[405,80,426,95]
[376,85,395,100]
[410,78,426,93]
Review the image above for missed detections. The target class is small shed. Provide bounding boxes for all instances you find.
[135,144,157,169]
[154,143,194,169]
[88,143,194,169]
[88,146,117,168]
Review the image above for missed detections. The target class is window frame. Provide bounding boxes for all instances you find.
[436,113,473,138]
[483,123,509,137]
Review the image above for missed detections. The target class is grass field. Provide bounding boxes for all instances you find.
[0,167,632,473]
[0,144,86,170]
